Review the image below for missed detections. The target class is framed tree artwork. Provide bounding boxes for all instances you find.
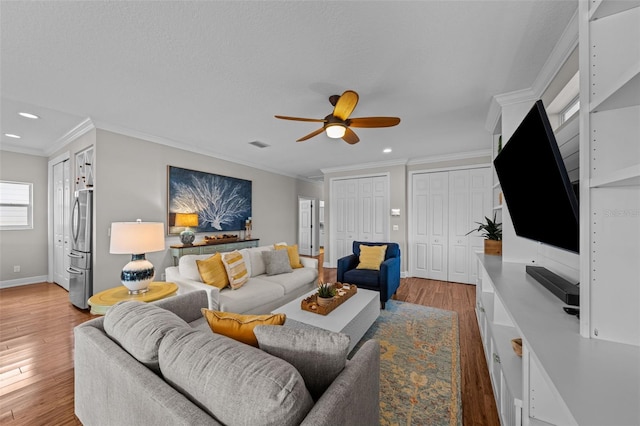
[167,166,252,235]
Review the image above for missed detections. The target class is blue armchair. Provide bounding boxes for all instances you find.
[337,241,401,309]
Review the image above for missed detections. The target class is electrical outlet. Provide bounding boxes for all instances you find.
[13,265,20,272]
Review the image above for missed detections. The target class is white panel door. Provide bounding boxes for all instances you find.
[298,198,312,256]
[333,180,349,263]
[358,178,373,242]
[53,160,70,290]
[344,179,358,256]
[468,168,492,284]
[411,173,430,278]
[371,176,388,242]
[427,172,449,281]
[448,170,470,284]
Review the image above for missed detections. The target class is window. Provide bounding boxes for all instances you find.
[0,181,33,230]
[561,97,580,124]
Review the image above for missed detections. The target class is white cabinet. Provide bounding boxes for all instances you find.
[410,168,491,283]
[476,254,640,426]
[330,175,389,265]
[579,0,640,345]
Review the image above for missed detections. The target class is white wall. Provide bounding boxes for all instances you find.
[0,151,49,286]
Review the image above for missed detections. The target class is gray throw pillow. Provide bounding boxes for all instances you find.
[159,327,313,426]
[254,325,350,400]
[103,301,190,373]
[262,249,293,276]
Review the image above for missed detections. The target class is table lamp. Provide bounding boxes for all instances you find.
[175,212,198,245]
[109,220,165,294]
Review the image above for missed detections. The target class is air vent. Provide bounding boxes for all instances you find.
[249,140,270,148]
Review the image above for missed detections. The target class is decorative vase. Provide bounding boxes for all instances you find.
[484,239,502,255]
[317,295,334,307]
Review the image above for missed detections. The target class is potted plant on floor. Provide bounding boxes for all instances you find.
[317,282,336,307]
[467,213,503,255]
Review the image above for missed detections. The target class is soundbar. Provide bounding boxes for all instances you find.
[526,265,579,306]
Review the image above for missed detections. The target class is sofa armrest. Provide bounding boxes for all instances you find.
[300,339,380,426]
[300,256,318,269]
[166,266,221,310]
[379,256,401,301]
[337,254,358,282]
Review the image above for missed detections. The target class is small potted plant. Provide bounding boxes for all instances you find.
[467,213,503,255]
[316,282,336,307]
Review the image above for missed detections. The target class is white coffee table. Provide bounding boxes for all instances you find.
[272,287,380,353]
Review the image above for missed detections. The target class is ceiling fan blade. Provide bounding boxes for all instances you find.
[348,117,401,128]
[275,115,327,123]
[342,128,360,144]
[296,127,326,142]
[333,90,359,121]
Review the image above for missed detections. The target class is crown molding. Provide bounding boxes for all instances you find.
[320,158,408,175]
[407,149,492,166]
[44,117,96,157]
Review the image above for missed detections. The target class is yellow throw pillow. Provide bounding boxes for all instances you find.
[201,309,286,347]
[196,253,229,289]
[356,244,387,271]
[275,244,304,269]
[220,250,249,289]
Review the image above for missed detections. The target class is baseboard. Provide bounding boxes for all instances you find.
[0,275,49,289]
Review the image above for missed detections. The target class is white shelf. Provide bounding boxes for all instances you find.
[493,182,501,189]
[590,68,640,112]
[589,0,640,21]
[491,324,523,402]
[590,164,640,187]
[493,205,503,211]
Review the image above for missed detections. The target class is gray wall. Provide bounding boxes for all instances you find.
[0,151,49,285]
[1,128,323,294]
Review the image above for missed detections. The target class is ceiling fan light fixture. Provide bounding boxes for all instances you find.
[325,123,346,139]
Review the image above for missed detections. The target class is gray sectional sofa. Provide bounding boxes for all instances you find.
[165,243,318,314]
[74,291,380,426]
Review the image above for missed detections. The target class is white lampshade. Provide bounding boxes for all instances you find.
[325,124,346,139]
[109,220,165,295]
[110,221,165,255]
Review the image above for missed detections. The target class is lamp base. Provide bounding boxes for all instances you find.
[121,254,155,294]
[180,229,195,246]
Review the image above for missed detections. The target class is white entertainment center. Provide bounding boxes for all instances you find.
[479,1,640,425]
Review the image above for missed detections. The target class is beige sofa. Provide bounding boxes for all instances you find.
[165,243,318,314]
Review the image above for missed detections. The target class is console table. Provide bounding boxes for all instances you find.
[170,238,259,265]
[476,254,639,426]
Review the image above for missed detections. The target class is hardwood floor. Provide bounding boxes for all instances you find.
[0,276,498,425]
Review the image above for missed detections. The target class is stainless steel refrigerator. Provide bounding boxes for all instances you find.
[68,189,93,309]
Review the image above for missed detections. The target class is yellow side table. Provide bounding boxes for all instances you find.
[88,282,178,315]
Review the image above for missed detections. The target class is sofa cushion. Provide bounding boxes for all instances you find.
[159,327,314,426]
[254,325,350,401]
[357,244,387,270]
[201,309,286,347]
[275,244,304,269]
[263,249,293,276]
[103,301,190,373]
[260,267,318,294]
[221,250,249,289]
[217,278,285,313]
[248,246,273,277]
[178,254,212,282]
[196,253,229,289]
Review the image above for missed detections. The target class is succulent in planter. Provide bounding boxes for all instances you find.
[466,213,503,255]
[317,282,336,299]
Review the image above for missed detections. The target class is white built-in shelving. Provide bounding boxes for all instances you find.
[579,0,640,345]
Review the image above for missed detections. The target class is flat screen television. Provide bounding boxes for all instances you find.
[494,100,579,254]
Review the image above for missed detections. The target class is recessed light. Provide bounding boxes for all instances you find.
[383,148,392,153]
[4,133,21,139]
[18,112,39,119]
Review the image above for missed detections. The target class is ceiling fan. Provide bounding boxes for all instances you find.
[275,90,400,144]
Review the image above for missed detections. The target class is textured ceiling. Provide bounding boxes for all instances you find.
[0,1,577,179]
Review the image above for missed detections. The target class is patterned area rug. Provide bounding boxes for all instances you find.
[350,300,462,426]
